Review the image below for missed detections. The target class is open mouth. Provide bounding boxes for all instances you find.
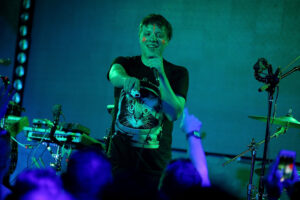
[146,44,159,48]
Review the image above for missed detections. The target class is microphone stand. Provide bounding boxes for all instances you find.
[49,105,63,172]
[49,115,62,146]
[255,61,299,200]
[257,89,275,200]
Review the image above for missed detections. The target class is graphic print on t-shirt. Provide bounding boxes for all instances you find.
[115,82,163,148]
[117,88,161,129]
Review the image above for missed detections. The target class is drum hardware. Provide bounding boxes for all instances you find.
[249,112,300,178]
[223,125,288,200]
[223,126,287,197]
[222,126,288,167]
[252,57,300,200]
[247,112,300,182]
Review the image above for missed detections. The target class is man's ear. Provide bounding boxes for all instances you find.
[138,24,144,38]
[163,39,170,46]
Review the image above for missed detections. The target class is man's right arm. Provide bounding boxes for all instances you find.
[108,64,140,92]
[108,64,129,88]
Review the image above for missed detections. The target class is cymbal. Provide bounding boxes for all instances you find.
[248,115,300,129]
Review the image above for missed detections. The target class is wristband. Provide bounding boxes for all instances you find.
[186,131,201,139]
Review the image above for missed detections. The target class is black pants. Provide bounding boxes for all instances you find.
[107,133,164,188]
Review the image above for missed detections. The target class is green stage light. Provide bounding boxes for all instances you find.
[13,93,21,103]
[17,52,26,64]
[19,39,28,50]
[23,0,31,9]
[20,25,28,36]
[13,79,23,91]
[20,12,29,21]
[16,66,25,77]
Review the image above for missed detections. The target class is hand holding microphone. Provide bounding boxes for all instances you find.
[146,56,164,84]
[146,56,164,72]
[123,77,140,92]
[123,77,140,97]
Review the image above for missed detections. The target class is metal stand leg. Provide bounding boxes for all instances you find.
[50,144,63,172]
[247,138,257,200]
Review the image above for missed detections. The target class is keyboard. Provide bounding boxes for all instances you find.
[24,126,105,149]
[24,127,82,143]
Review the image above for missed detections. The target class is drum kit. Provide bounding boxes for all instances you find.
[223,57,300,200]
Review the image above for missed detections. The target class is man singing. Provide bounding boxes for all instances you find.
[106,14,189,187]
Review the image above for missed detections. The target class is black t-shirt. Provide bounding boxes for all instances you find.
[107,55,189,175]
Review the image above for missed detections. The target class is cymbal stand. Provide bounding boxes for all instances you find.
[222,126,287,167]
[222,126,287,200]
[247,138,257,200]
[257,91,274,200]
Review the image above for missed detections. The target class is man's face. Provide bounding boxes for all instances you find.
[139,24,169,58]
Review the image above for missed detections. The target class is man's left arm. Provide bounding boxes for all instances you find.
[158,72,186,121]
[146,57,188,121]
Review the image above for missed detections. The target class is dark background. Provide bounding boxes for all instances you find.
[1,0,300,198]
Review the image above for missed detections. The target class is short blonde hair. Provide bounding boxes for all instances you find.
[139,14,173,41]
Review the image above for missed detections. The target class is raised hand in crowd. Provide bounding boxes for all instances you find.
[180,107,210,187]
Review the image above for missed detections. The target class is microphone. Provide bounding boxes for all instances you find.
[147,56,160,85]
[258,67,281,92]
[253,58,271,82]
[52,104,62,125]
[0,58,11,66]
[50,104,62,145]
[152,67,159,83]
